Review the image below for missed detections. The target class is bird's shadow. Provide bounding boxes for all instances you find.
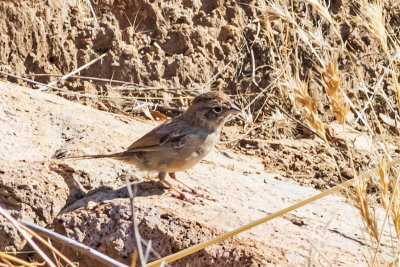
[93,179,166,198]
[49,162,166,213]
[61,180,166,214]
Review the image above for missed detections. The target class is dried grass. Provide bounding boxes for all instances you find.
[262,1,324,65]
[358,0,388,53]
[0,251,39,267]
[305,0,333,24]
[352,174,380,243]
[376,160,400,239]
[0,206,56,267]
[260,0,400,263]
[267,108,296,138]
[377,160,390,211]
[322,57,350,124]
[391,178,400,239]
[293,75,327,141]
[393,74,400,116]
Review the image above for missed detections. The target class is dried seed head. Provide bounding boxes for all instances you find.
[323,58,350,124]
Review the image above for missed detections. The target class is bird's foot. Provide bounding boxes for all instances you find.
[168,172,215,201]
[182,188,216,202]
[159,173,195,204]
[171,192,196,205]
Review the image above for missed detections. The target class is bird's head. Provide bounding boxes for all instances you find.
[183,91,242,131]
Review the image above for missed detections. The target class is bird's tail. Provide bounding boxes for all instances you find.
[60,152,126,160]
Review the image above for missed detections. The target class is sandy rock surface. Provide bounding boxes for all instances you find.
[0,81,396,265]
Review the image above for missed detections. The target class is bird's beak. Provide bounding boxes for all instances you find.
[229,102,242,113]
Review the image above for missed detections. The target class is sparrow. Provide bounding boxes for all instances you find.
[64,91,241,203]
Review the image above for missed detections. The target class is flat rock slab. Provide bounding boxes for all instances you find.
[0,81,396,265]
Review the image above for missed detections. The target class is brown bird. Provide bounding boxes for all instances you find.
[65,91,241,203]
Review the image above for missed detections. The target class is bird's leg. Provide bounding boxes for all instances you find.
[168,172,197,194]
[158,172,194,204]
[168,172,216,201]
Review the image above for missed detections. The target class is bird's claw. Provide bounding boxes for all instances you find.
[171,193,196,205]
[182,188,216,201]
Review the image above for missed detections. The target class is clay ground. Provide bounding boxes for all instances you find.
[1,0,400,266]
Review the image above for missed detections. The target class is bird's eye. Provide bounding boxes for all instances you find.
[213,106,222,113]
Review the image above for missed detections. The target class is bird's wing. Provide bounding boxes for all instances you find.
[125,119,187,152]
